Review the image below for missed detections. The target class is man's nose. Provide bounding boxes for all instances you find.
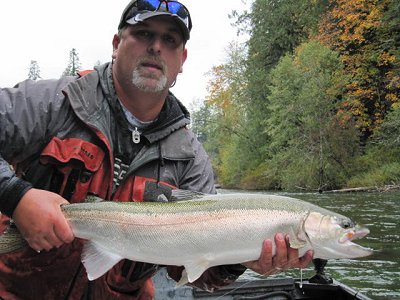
[147,37,162,55]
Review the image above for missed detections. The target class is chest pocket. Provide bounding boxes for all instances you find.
[38,137,111,203]
[113,176,176,202]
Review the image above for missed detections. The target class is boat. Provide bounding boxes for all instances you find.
[153,269,372,300]
[152,259,372,300]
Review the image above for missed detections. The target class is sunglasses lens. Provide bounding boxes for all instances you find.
[167,2,188,19]
[138,0,189,19]
[138,0,159,10]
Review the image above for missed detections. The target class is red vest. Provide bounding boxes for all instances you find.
[0,137,176,300]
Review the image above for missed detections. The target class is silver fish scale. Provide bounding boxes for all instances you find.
[0,193,371,282]
[63,196,310,267]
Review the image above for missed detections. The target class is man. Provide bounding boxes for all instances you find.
[0,1,313,299]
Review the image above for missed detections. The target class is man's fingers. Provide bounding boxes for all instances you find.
[27,237,53,253]
[242,239,273,274]
[273,233,288,267]
[46,228,66,249]
[242,233,314,277]
[286,235,301,267]
[298,250,314,268]
[260,239,273,265]
[257,239,274,274]
[53,213,74,244]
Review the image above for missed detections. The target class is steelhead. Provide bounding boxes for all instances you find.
[0,192,373,283]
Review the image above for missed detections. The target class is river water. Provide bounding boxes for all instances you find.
[219,189,400,300]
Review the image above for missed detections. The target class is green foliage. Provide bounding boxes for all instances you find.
[243,0,327,69]
[240,162,282,190]
[222,0,329,188]
[372,106,400,147]
[192,0,400,191]
[348,148,400,187]
[264,41,359,190]
[348,106,400,186]
[381,0,400,50]
[192,43,254,187]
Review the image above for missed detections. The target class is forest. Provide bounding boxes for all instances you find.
[191,0,400,191]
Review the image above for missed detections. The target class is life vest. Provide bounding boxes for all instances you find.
[0,136,176,300]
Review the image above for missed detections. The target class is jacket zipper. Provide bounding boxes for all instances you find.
[132,127,141,144]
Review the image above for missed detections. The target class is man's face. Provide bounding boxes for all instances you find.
[112,16,188,93]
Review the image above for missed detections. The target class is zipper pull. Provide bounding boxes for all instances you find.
[132,127,140,144]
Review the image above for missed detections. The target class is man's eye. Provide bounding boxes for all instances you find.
[134,30,152,39]
[163,35,176,44]
[162,35,182,48]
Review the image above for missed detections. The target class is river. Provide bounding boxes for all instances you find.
[219,189,400,300]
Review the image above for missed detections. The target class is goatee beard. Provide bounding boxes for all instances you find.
[131,70,168,92]
[131,58,168,92]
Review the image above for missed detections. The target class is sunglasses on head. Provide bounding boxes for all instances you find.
[126,0,192,30]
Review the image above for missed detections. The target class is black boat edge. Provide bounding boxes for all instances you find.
[152,268,373,300]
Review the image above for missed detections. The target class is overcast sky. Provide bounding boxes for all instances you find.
[0,0,249,107]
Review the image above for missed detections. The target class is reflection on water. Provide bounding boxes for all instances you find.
[220,190,400,300]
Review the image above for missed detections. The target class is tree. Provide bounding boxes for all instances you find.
[372,106,400,148]
[62,48,82,77]
[226,0,328,188]
[27,60,41,80]
[318,0,400,142]
[265,41,359,190]
[209,43,251,186]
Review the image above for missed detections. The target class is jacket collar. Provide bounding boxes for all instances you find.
[65,62,191,143]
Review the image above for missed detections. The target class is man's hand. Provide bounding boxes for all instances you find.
[12,188,75,252]
[243,233,313,276]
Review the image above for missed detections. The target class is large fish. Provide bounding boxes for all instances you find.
[0,191,373,283]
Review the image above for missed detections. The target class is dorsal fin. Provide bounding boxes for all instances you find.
[170,189,207,202]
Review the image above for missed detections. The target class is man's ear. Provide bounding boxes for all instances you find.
[180,48,188,73]
[112,34,120,59]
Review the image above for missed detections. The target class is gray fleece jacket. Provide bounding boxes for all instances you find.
[0,62,216,215]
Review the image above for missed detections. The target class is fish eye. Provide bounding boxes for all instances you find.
[340,219,354,229]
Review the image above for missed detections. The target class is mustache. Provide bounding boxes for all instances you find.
[136,56,167,73]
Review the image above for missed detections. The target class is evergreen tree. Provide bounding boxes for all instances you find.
[62,48,82,77]
[373,106,400,148]
[230,0,327,188]
[193,0,400,190]
[27,60,41,80]
[266,41,359,190]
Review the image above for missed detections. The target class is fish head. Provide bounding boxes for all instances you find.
[304,211,373,259]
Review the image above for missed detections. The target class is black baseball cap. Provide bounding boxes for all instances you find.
[118,0,192,40]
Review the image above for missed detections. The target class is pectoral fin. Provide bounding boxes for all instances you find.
[288,227,307,249]
[180,260,210,284]
[81,241,123,280]
[176,269,189,287]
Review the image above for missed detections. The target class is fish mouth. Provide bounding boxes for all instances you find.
[339,227,370,243]
[336,227,373,258]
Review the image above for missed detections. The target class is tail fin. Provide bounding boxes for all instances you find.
[0,223,27,254]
